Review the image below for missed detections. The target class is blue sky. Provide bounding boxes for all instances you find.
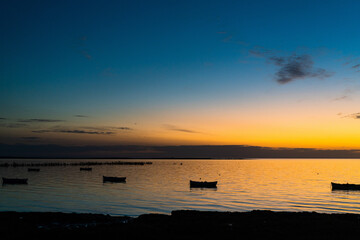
[1,0,360,149]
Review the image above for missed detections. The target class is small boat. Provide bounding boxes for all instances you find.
[190,180,217,188]
[103,176,126,183]
[28,168,40,172]
[331,182,360,190]
[80,167,92,171]
[2,177,28,184]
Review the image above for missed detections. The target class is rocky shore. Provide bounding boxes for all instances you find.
[2,210,360,239]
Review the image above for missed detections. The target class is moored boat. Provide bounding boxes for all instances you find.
[28,168,40,172]
[103,176,126,183]
[2,177,28,184]
[190,180,217,188]
[80,167,92,171]
[331,182,360,190]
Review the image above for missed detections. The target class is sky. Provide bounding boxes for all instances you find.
[2,0,360,157]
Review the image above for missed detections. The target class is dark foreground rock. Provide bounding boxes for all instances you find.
[2,210,360,239]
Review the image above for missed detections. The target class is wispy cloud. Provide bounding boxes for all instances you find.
[0,118,6,120]
[4,123,28,128]
[74,115,89,118]
[332,86,360,102]
[269,54,333,84]
[58,130,114,135]
[332,95,349,101]
[81,126,133,131]
[343,112,360,119]
[248,46,274,58]
[352,64,360,69]
[80,50,92,60]
[0,123,28,128]
[222,35,233,43]
[21,137,41,140]
[32,129,115,135]
[164,124,201,134]
[116,127,132,130]
[74,36,92,60]
[248,46,333,84]
[18,118,65,123]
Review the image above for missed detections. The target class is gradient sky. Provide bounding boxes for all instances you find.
[2,0,360,150]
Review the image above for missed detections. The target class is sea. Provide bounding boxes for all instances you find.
[1,158,360,216]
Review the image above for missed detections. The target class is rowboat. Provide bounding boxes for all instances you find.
[103,176,126,183]
[2,177,28,184]
[190,180,217,188]
[80,167,92,171]
[331,182,360,190]
[28,168,40,172]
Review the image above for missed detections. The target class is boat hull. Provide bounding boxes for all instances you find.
[331,182,360,190]
[103,176,126,183]
[2,177,28,184]
[190,180,217,188]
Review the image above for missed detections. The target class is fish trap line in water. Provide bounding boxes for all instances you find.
[0,161,152,167]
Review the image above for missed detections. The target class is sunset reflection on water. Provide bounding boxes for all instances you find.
[1,159,360,216]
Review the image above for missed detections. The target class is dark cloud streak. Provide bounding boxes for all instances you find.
[269,54,333,84]
[0,123,28,128]
[58,130,114,135]
[164,124,200,134]
[21,137,41,140]
[19,119,64,123]
[32,129,115,135]
[343,112,360,119]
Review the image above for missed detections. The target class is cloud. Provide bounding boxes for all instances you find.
[222,35,233,43]
[268,54,333,84]
[21,137,41,140]
[332,86,360,102]
[332,95,349,101]
[248,46,274,58]
[32,129,115,135]
[80,50,92,60]
[343,112,360,119]
[18,119,64,123]
[0,118,6,120]
[352,64,360,69]
[248,46,333,84]
[74,115,89,118]
[15,123,131,136]
[58,130,114,135]
[73,36,92,60]
[32,130,51,133]
[0,123,28,128]
[79,36,91,60]
[164,124,200,134]
[116,127,133,130]
[81,126,133,131]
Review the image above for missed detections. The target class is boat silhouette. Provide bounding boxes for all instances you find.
[190,180,217,188]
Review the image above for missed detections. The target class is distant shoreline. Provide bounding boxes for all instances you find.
[2,156,360,160]
[0,157,216,159]
[2,210,360,239]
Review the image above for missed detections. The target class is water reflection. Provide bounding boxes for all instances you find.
[1,159,360,215]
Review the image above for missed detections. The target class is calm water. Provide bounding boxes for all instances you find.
[1,159,360,216]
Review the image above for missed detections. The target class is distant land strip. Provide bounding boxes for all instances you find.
[0,161,152,167]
